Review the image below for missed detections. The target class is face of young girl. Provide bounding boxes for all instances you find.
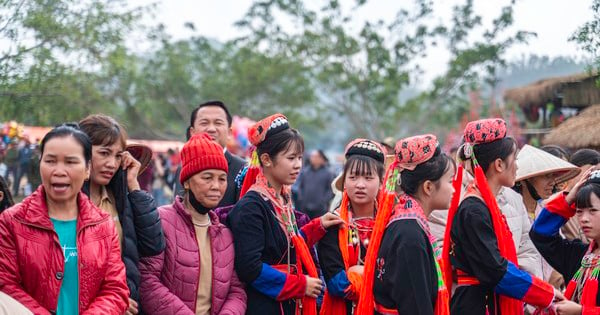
[577,192,600,241]
[271,148,303,186]
[430,164,456,210]
[344,165,380,208]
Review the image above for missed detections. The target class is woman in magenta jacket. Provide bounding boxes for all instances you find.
[139,133,246,315]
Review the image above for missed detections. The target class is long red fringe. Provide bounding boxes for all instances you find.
[442,164,464,294]
[355,189,396,315]
[473,165,523,315]
[292,234,318,315]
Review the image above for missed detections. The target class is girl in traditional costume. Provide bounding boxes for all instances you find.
[227,114,343,315]
[317,139,386,314]
[531,169,600,314]
[442,118,558,314]
[356,134,454,315]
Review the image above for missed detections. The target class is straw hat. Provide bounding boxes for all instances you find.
[516,144,581,183]
[333,154,394,192]
[126,143,153,174]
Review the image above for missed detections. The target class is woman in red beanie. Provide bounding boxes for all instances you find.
[139,133,247,315]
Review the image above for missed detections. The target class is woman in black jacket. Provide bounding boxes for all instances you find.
[79,114,165,315]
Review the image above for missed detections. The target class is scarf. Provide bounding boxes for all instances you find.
[320,192,374,315]
[248,172,318,315]
[442,163,522,315]
[355,161,398,315]
[564,241,599,307]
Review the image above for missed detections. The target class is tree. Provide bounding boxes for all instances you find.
[414,0,535,135]
[570,0,600,77]
[234,0,534,140]
[0,0,149,125]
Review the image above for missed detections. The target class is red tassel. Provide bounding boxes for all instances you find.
[292,235,318,315]
[564,280,577,300]
[239,166,260,198]
[582,278,599,307]
[442,164,464,295]
[355,189,395,315]
[473,165,523,315]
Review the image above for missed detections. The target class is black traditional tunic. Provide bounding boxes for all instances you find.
[228,191,325,315]
[450,197,554,314]
[373,218,438,314]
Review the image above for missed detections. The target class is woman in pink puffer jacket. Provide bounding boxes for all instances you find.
[139,133,246,315]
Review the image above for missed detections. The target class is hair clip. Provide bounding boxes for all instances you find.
[463,143,473,159]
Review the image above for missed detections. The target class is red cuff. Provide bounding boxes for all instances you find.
[523,276,554,308]
[300,218,327,247]
[276,273,306,301]
[545,192,577,219]
[582,306,600,315]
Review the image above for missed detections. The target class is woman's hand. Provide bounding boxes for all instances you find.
[124,298,139,315]
[555,300,582,315]
[565,165,600,204]
[121,151,142,191]
[320,212,345,229]
[305,276,323,298]
[553,288,565,302]
[348,265,365,276]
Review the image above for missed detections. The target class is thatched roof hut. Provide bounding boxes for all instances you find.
[503,73,600,123]
[542,104,600,149]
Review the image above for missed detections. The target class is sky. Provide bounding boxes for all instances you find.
[130,0,594,84]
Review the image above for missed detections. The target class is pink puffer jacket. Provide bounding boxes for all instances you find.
[139,197,246,315]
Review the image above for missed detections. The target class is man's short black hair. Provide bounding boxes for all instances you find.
[189,100,233,128]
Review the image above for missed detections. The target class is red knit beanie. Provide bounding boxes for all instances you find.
[179,133,229,184]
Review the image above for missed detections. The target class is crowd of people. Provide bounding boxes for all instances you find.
[0,100,600,315]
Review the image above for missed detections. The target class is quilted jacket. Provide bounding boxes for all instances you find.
[0,186,129,315]
[139,197,246,314]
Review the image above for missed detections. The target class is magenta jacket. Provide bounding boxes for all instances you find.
[139,197,246,315]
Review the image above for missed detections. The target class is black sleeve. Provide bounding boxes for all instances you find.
[530,227,587,281]
[228,196,268,283]
[128,189,165,257]
[384,220,437,315]
[456,198,508,288]
[317,227,345,282]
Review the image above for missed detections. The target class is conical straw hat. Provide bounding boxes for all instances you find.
[516,144,581,183]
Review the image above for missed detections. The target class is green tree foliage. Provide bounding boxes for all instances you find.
[571,0,600,77]
[0,0,539,141]
[0,0,147,125]
[413,0,534,134]
[234,0,534,139]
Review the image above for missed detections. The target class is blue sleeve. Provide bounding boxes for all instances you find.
[251,263,287,299]
[326,270,350,298]
[494,261,533,298]
[531,208,567,237]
